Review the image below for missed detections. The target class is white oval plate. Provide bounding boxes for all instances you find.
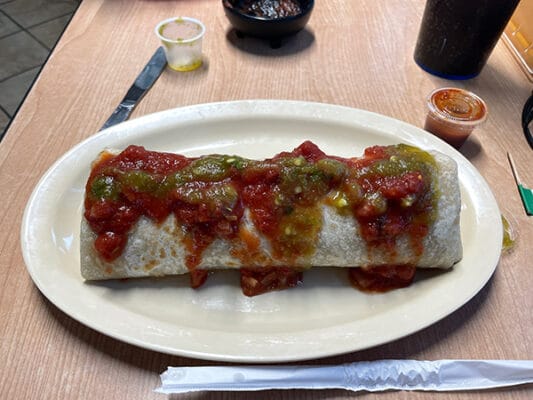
[21,100,502,363]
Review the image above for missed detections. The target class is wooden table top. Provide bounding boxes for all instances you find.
[1,0,531,398]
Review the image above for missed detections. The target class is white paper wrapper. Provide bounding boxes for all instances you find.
[156,360,533,394]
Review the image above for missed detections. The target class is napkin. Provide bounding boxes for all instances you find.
[156,359,533,394]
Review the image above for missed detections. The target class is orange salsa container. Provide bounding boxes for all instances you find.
[424,87,487,148]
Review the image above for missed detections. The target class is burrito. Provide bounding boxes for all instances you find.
[81,141,462,295]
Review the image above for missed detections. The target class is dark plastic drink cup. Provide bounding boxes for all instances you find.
[414,0,520,80]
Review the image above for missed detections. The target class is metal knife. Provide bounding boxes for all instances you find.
[100,47,167,130]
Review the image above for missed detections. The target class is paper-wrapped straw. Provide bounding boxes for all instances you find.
[156,359,533,394]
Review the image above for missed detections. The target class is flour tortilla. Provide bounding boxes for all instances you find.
[80,150,462,280]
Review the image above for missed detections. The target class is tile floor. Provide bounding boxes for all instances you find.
[0,0,80,140]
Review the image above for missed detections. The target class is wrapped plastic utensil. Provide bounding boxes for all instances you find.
[156,359,533,394]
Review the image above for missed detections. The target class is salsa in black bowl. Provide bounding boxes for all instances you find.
[222,0,314,46]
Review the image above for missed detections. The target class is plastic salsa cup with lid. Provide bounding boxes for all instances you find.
[424,87,488,148]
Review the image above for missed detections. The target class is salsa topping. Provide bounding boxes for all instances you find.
[231,0,303,19]
[84,141,438,296]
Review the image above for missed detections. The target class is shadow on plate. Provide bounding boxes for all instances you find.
[84,266,455,296]
[412,266,453,284]
[84,267,350,292]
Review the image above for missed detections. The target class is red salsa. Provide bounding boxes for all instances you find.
[84,142,438,296]
[349,265,416,292]
[231,0,303,19]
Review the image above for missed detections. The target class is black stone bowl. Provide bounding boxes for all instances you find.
[222,0,314,47]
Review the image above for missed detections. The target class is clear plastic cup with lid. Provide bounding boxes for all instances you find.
[424,87,488,148]
[155,17,205,72]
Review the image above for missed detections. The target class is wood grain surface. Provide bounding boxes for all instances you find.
[0,0,531,399]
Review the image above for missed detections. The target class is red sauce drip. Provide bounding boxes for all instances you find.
[190,269,209,289]
[240,267,303,296]
[349,265,416,292]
